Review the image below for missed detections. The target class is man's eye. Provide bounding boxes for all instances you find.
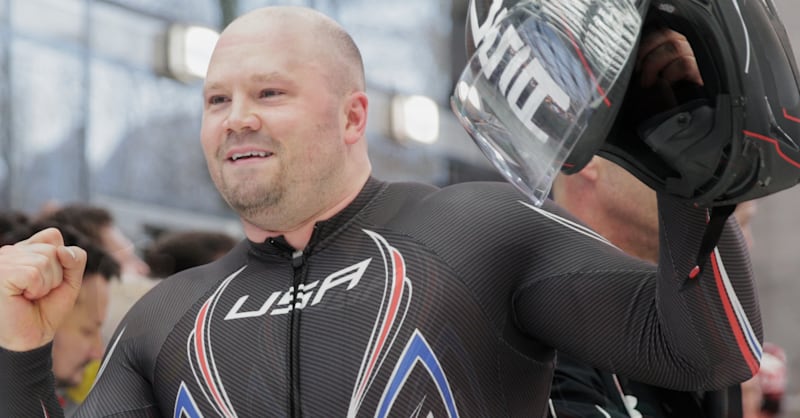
[260,89,282,98]
[208,96,227,105]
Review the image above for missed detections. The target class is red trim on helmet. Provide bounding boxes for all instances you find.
[743,130,800,168]
[783,108,800,124]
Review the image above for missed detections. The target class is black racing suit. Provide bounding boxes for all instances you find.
[1,177,762,417]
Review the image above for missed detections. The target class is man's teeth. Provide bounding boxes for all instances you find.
[231,151,270,161]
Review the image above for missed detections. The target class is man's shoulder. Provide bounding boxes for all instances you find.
[384,180,525,209]
[371,179,561,247]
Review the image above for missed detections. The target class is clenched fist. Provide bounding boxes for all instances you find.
[0,227,86,352]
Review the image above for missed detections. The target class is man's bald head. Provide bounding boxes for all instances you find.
[220,6,365,95]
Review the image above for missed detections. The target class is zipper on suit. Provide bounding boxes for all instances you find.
[267,238,308,418]
[289,249,305,418]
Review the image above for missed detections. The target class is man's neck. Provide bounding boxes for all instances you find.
[241,174,370,250]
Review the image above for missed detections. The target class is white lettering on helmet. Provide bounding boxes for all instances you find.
[469,0,571,143]
[468,0,507,48]
[480,25,570,142]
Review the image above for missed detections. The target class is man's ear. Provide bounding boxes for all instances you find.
[343,92,368,145]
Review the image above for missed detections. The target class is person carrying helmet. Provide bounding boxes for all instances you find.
[2,0,798,416]
[452,1,800,416]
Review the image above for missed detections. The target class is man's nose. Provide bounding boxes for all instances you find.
[223,99,262,132]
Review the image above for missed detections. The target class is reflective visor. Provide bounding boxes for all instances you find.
[451,0,641,205]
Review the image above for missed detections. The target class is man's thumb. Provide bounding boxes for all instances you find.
[57,245,87,291]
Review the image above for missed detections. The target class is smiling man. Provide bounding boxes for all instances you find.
[0,4,786,417]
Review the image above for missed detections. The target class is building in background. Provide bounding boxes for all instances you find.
[0,0,494,227]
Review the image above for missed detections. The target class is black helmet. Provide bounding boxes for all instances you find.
[453,0,800,207]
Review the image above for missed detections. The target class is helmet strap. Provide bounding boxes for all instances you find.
[681,204,737,290]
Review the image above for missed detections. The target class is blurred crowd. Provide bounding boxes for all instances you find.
[0,202,237,414]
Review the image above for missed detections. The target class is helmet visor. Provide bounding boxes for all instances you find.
[451,0,642,205]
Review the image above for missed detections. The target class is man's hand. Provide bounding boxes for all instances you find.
[636,27,704,87]
[0,227,86,352]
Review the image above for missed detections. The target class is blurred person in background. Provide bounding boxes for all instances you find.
[37,203,151,277]
[34,204,156,342]
[143,229,238,278]
[549,157,787,417]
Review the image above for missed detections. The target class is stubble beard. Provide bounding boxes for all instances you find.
[217,167,286,223]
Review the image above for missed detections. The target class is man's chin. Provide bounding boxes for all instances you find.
[224,190,281,218]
